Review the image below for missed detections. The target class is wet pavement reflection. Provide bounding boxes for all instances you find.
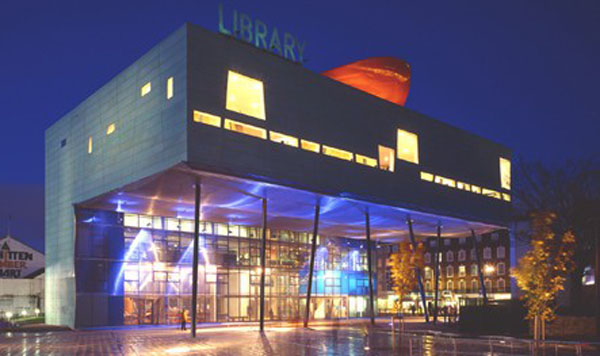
[0,324,596,355]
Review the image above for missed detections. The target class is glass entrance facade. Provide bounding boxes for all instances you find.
[74,209,376,327]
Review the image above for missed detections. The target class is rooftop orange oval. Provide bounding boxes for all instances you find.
[322,57,411,106]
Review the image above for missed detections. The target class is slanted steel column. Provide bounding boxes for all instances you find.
[407,216,429,323]
[365,211,375,325]
[433,224,441,324]
[471,229,488,305]
[304,204,320,328]
[191,180,201,337]
[259,199,268,332]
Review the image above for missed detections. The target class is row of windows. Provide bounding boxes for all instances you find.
[420,171,510,202]
[193,110,402,172]
[84,77,174,154]
[424,246,505,263]
[424,278,506,293]
[423,262,506,279]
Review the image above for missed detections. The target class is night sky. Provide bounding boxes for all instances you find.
[1,0,599,251]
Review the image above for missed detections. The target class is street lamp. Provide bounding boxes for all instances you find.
[35,308,40,316]
[484,264,495,275]
[5,312,13,320]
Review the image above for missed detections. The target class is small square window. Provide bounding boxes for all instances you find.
[106,123,116,135]
[60,138,67,148]
[420,172,434,182]
[140,82,151,97]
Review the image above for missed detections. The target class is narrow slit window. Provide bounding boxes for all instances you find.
[322,145,353,161]
[397,129,419,164]
[193,111,221,127]
[301,139,320,153]
[226,71,266,120]
[224,119,267,139]
[356,154,377,167]
[106,123,116,135]
[140,82,151,97]
[435,175,456,188]
[270,131,298,147]
[499,157,511,190]
[420,172,434,182]
[166,77,174,99]
[87,136,93,154]
[471,185,482,194]
[457,182,471,191]
[378,145,395,172]
[482,188,502,199]
[502,193,511,202]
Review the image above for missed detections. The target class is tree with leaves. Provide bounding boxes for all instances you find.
[388,241,424,314]
[512,212,576,340]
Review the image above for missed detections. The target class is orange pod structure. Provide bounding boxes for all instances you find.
[322,57,411,106]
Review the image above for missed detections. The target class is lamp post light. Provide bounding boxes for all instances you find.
[484,264,495,275]
[34,308,40,317]
[5,312,13,320]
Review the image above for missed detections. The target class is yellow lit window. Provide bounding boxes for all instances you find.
[193,111,221,127]
[397,129,419,164]
[87,136,93,154]
[499,157,511,190]
[435,175,456,188]
[106,123,116,135]
[166,77,174,99]
[502,193,511,202]
[322,145,353,161]
[471,185,482,194]
[420,172,434,182]
[270,131,298,147]
[378,145,395,172]
[224,119,267,139]
[457,182,471,191]
[301,139,320,153]
[482,188,502,199]
[140,82,151,97]
[356,154,377,167]
[226,71,266,120]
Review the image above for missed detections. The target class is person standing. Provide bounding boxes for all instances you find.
[180,309,188,331]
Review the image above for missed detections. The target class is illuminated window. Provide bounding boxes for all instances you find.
[106,123,116,135]
[226,71,265,120]
[301,139,320,153]
[435,175,456,188]
[270,131,298,147]
[471,185,481,194]
[224,119,267,139]
[482,188,501,199]
[193,111,221,127]
[420,172,434,182]
[396,129,419,164]
[499,157,511,190]
[166,77,174,99]
[457,182,471,191]
[502,193,511,202]
[87,136,93,154]
[378,146,395,172]
[356,154,377,167]
[140,82,151,97]
[322,145,353,161]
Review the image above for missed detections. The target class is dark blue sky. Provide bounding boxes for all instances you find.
[1,1,599,250]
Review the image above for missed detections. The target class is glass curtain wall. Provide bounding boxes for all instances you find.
[75,209,375,326]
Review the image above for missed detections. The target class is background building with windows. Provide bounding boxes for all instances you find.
[45,23,512,328]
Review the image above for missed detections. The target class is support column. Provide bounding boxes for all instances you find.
[259,199,267,332]
[304,204,320,328]
[433,224,441,324]
[407,217,429,323]
[471,229,488,305]
[191,180,201,337]
[365,211,375,325]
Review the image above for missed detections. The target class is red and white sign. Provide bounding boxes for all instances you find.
[0,236,44,279]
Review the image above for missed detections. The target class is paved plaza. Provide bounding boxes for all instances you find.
[1,321,598,356]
